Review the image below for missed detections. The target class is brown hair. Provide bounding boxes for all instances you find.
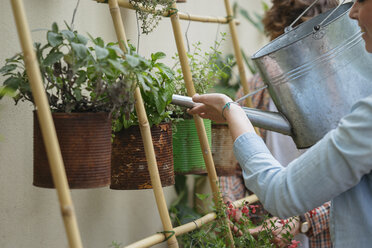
[262,0,339,40]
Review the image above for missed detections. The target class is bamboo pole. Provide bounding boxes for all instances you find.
[96,0,240,25]
[108,1,178,247]
[168,3,235,248]
[223,0,253,108]
[125,194,259,248]
[9,0,83,247]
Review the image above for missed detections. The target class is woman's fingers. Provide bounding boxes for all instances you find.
[187,103,206,115]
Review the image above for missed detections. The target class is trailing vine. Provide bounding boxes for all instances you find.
[129,0,175,34]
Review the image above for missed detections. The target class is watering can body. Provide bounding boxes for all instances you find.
[172,3,372,149]
[251,2,372,148]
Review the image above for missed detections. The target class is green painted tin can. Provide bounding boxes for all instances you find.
[172,118,211,174]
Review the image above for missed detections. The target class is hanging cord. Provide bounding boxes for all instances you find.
[135,11,141,53]
[70,0,81,31]
[157,230,175,241]
[184,12,191,53]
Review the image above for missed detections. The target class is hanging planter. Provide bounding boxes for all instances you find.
[33,112,112,188]
[0,23,136,189]
[111,122,174,190]
[211,123,237,176]
[173,118,211,175]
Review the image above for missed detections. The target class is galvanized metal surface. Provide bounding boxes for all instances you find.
[252,2,372,148]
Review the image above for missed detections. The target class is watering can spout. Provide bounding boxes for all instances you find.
[241,107,292,136]
[171,94,292,136]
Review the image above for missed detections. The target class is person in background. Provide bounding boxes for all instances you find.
[218,0,338,247]
[190,0,372,247]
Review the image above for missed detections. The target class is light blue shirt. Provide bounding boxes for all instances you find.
[233,95,372,247]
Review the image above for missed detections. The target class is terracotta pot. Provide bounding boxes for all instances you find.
[33,112,112,189]
[211,124,238,176]
[110,122,175,190]
[172,119,211,175]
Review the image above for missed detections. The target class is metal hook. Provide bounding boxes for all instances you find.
[315,0,346,32]
[285,0,321,33]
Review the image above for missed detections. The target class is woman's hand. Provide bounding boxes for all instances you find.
[188,93,255,140]
[187,93,233,123]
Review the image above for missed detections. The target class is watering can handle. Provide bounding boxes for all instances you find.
[285,0,346,33]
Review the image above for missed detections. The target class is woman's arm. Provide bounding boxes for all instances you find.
[190,93,372,218]
[234,95,372,217]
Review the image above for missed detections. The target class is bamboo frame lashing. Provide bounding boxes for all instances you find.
[168,2,235,247]
[9,0,83,247]
[107,1,179,247]
[95,0,240,25]
[125,195,260,248]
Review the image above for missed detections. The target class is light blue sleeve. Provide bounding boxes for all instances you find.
[233,95,372,218]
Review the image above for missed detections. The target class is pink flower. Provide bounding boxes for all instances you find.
[288,239,300,248]
[249,204,259,214]
[242,206,249,217]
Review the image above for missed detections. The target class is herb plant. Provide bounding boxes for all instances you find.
[173,193,299,248]
[170,34,232,120]
[0,22,135,117]
[130,0,175,34]
[112,45,175,131]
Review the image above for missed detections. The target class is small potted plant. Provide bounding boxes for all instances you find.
[110,45,176,190]
[129,0,175,34]
[0,22,135,189]
[169,35,231,175]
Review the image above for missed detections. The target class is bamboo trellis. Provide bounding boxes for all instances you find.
[9,0,260,247]
[108,0,179,247]
[126,195,259,248]
[9,0,83,247]
[97,0,241,25]
[99,0,260,247]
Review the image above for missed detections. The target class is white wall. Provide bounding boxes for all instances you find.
[0,0,265,247]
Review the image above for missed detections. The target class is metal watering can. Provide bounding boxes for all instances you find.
[172,2,372,149]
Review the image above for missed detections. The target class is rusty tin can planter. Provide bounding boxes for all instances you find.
[172,119,211,175]
[212,123,238,176]
[33,112,112,189]
[110,122,175,190]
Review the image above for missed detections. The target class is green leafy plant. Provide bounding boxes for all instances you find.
[173,192,299,248]
[169,34,232,120]
[108,241,123,248]
[233,1,269,35]
[130,0,175,34]
[212,0,269,99]
[0,22,135,117]
[112,45,175,131]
